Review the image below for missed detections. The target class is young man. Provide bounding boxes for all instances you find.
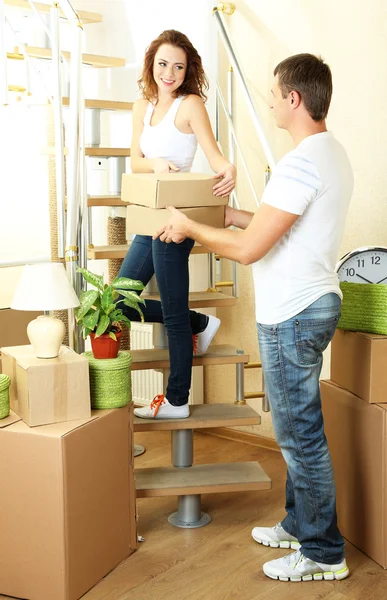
[155,53,354,582]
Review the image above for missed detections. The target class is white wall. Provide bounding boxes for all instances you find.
[1,0,218,302]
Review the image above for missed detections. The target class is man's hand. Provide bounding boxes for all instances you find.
[152,158,180,173]
[213,165,236,197]
[153,206,191,244]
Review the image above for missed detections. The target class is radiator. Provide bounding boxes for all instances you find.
[130,322,203,406]
[130,323,163,406]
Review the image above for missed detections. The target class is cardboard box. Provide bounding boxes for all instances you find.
[0,308,42,347]
[331,329,387,404]
[126,204,225,237]
[122,172,229,209]
[1,345,91,426]
[0,406,136,600]
[321,379,387,568]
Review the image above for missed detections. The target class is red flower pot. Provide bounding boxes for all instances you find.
[89,330,122,359]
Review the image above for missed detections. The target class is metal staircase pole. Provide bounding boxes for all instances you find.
[168,429,211,528]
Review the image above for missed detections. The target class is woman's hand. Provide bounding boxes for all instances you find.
[152,158,180,173]
[213,165,236,197]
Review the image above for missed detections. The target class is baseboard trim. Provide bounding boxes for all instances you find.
[199,427,281,452]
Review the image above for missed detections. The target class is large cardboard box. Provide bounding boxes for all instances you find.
[1,345,91,426]
[0,406,137,600]
[0,308,42,348]
[126,204,225,237]
[121,172,229,209]
[321,379,387,568]
[331,329,387,404]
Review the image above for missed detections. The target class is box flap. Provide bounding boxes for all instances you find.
[322,379,387,411]
[0,410,21,428]
[1,345,87,369]
[4,414,98,438]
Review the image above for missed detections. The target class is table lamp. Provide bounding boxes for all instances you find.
[11,262,80,358]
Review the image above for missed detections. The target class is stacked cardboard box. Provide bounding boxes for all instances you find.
[321,328,387,568]
[0,406,136,600]
[121,172,228,236]
[0,344,137,598]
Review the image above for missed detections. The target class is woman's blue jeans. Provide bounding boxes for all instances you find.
[257,293,345,564]
[118,235,208,406]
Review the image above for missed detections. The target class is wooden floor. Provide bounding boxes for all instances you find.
[2,431,386,600]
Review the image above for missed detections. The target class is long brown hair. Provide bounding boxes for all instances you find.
[138,30,208,103]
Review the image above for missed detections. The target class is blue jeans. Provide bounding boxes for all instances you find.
[118,235,208,406]
[257,293,345,564]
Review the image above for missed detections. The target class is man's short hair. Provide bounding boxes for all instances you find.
[274,54,332,121]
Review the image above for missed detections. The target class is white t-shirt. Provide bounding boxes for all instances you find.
[252,131,354,324]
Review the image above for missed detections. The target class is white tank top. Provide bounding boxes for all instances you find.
[140,97,198,172]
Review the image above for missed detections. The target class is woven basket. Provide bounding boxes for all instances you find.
[83,351,132,409]
[0,374,11,420]
[338,282,387,335]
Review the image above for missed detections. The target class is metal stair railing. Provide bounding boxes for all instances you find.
[1,0,85,352]
[212,2,275,411]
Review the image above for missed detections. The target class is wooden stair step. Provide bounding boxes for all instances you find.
[134,402,260,432]
[42,147,130,157]
[130,344,247,373]
[23,47,125,68]
[87,196,127,208]
[143,290,236,309]
[62,98,133,111]
[87,242,211,259]
[136,461,272,498]
[4,0,102,24]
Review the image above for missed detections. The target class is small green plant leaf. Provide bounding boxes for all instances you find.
[109,331,117,341]
[83,309,100,331]
[101,286,114,312]
[113,277,144,291]
[117,315,132,330]
[118,289,146,306]
[95,314,110,337]
[77,268,104,291]
[123,298,144,322]
[75,290,99,320]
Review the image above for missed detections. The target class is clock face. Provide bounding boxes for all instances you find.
[336,247,387,285]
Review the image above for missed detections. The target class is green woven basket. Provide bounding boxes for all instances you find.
[82,351,132,409]
[338,282,387,335]
[0,374,11,420]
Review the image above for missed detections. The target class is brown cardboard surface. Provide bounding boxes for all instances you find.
[121,172,229,208]
[331,329,387,403]
[321,379,387,568]
[0,406,136,600]
[126,204,225,237]
[0,410,20,428]
[0,308,42,347]
[1,345,91,426]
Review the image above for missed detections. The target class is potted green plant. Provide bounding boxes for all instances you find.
[76,267,145,359]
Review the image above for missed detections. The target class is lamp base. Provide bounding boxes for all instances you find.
[27,315,65,358]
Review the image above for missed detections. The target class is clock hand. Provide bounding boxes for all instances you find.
[376,276,387,284]
[355,273,374,284]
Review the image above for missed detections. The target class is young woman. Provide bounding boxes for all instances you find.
[119,29,236,420]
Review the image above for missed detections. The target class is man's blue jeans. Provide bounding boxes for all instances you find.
[118,235,208,406]
[257,293,345,564]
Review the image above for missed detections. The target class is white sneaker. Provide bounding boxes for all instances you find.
[134,394,190,419]
[252,522,300,549]
[193,315,221,355]
[263,550,349,582]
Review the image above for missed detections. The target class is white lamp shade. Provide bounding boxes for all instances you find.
[11,262,80,311]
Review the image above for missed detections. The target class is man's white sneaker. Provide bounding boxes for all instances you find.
[193,315,221,355]
[263,550,349,582]
[134,394,189,419]
[252,522,300,549]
